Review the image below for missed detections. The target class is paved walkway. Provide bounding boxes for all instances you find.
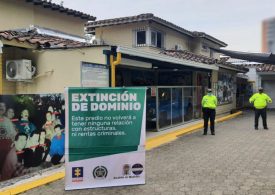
[22,111,275,195]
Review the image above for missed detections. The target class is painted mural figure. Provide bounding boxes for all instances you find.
[6,108,19,132]
[43,111,55,140]
[0,144,28,181]
[16,109,37,136]
[0,94,65,182]
[6,108,19,123]
[0,101,18,181]
[14,133,28,164]
[48,124,65,165]
[0,102,17,141]
[217,73,234,104]
[0,126,28,180]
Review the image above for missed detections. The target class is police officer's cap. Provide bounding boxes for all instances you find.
[207,88,212,92]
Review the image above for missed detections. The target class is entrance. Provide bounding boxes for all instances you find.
[146,86,204,131]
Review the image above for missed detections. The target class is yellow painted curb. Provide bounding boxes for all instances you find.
[0,171,65,195]
[216,111,243,123]
[145,111,243,150]
[0,111,242,195]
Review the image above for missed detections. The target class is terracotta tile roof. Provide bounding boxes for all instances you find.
[85,13,227,47]
[0,30,92,49]
[257,64,275,72]
[237,64,275,72]
[25,0,96,20]
[86,13,193,37]
[160,50,248,72]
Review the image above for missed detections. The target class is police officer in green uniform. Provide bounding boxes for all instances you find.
[202,89,217,135]
[249,87,272,130]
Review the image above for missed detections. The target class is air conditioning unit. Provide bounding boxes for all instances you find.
[175,44,183,51]
[6,60,35,81]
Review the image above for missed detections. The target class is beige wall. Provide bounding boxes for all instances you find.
[212,69,237,115]
[33,7,86,37]
[94,22,222,58]
[191,38,221,59]
[95,22,190,52]
[95,22,148,47]
[149,23,190,51]
[0,0,86,36]
[0,0,33,31]
[16,47,108,94]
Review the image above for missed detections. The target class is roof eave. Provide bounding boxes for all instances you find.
[117,46,219,71]
[218,64,248,73]
[151,18,193,37]
[25,0,96,21]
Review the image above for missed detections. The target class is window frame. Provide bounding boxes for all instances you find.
[136,30,147,46]
[150,30,163,48]
[134,27,164,48]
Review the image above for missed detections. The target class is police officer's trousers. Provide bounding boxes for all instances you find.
[255,108,267,128]
[203,108,216,134]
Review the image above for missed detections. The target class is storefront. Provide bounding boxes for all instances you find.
[105,46,217,131]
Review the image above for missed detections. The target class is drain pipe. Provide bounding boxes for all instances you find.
[110,52,121,87]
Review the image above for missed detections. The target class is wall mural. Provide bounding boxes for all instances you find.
[0,94,64,182]
[217,72,234,105]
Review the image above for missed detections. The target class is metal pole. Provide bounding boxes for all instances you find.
[156,87,160,131]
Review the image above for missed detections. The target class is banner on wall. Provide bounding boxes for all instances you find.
[217,72,234,105]
[0,94,65,182]
[65,87,146,190]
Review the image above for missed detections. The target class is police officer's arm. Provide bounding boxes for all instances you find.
[201,96,205,107]
[249,94,256,103]
[266,94,272,103]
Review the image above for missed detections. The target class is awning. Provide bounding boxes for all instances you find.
[117,46,219,71]
[212,48,275,65]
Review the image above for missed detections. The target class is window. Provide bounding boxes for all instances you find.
[135,28,164,48]
[151,31,163,48]
[157,32,162,48]
[210,50,214,58]
[202,44,209,51]
[136,31,146,45]
[151,31,156,46]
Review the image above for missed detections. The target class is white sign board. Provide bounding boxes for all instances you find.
[81,62,109,87]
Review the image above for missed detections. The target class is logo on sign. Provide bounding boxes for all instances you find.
[93,166,108,179]
[132,164,143,176]
[72,167,83,182]
[123,164,131,176]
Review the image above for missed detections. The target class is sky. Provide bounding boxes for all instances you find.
[52,0,275,52]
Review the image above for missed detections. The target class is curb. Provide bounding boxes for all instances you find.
[0,171,65,195]
[0,111,242,195]
[145,111,243,150]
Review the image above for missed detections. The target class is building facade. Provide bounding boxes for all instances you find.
[85,14,248,132]
[0,0,98,95]
[262,17,275,53]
